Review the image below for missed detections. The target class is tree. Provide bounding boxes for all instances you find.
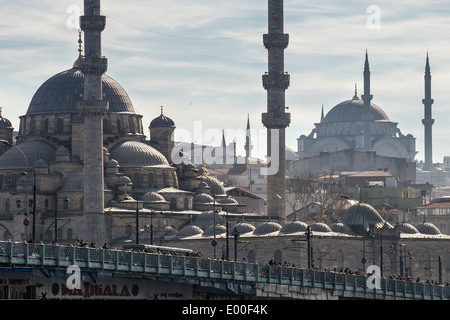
[287,170,350,222]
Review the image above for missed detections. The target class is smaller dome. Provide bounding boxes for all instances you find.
[140,191,166,203]
[106,159,120,167]
[229,222,255,235]
[397,222,419,234]
[342,202,387,229]
[149,107,175,128]
[330,220,354,234]
[203,176,226,196]
[416,221,441,235]
[203,224,227,237]
[177,225,203,238]
[309,220,332,233]
[280,220,308,234]
[109,140,169,167]
[219,197,239,205]
[61,171,84,191]
[56,146,70,155]
[154,225,178,238]
[0,114,12,128]
[197,181,210,189]
[116,175,132,186]
[253,221,282,235]
[194,193,214,204]
[0,140,56,169]
[193,211,224,228]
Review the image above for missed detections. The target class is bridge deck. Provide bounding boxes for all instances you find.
[0,241,448,300]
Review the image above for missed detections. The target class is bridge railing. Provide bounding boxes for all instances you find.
[0,241,448,300]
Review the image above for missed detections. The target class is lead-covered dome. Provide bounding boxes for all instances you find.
[0,140,56,169]
[26,67,135,115]
[323,98,389,123]
[416,221,441,235]
[109,140,169,167]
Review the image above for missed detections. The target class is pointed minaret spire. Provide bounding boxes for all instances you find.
[360,50,373,151]
[422,52,434,170]
[361,50,373,107]
[320,104,325,122]
[245,114,252,159]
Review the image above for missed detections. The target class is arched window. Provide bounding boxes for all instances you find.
[162,172,167,187]
[170,198,177,210]
[5,199,10,213]
[129,118,135,133]
[103,118,110,133]
[184,198,189,210]
[148,173,154,188]
[43,119,49,133]
[56,118,64,133]
[44,199,49,209]
[132,172,141,188]
[63,199,69,210]
[117,119,122,133]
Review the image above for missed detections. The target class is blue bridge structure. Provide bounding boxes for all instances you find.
[0,241,448,300]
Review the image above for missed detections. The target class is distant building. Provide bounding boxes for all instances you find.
[291,52,417,183]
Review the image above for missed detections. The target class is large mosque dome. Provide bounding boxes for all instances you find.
[26,67,135,115]
[322,97,389,123]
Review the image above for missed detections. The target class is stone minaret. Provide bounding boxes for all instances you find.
[245,114,252,161]
[361,50,373,151]
[422,53,434,170]
[78,0,109,243]
[261,0,290,220]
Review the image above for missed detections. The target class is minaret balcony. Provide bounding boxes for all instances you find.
[80,15,106,31]
[263,33,289,49]
[262,73,290,90]
[79,56,108,75]
[262,112,291,129]
[78,100,109,116]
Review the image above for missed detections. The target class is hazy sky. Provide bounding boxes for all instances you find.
[1,0,450,162]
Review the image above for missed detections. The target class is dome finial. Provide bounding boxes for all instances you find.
[202,161,208,176]
[352,83,359,100]
[73,29,83,68]
[161,105,164,116]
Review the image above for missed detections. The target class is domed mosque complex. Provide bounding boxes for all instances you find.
[0,2,448,285]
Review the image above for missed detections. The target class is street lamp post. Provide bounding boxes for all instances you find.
[136,198,140,245]
[290,225,313,269]
[224,209,230,260]
[232,227,240,262]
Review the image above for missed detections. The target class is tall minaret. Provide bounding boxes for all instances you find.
[360,50,373,150]
[422,53,434,170]
[78,0,109,243]
[261,0,291,221]
[245,114,252,160]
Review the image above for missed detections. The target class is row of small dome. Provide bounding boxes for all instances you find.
[151,218,443,240]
